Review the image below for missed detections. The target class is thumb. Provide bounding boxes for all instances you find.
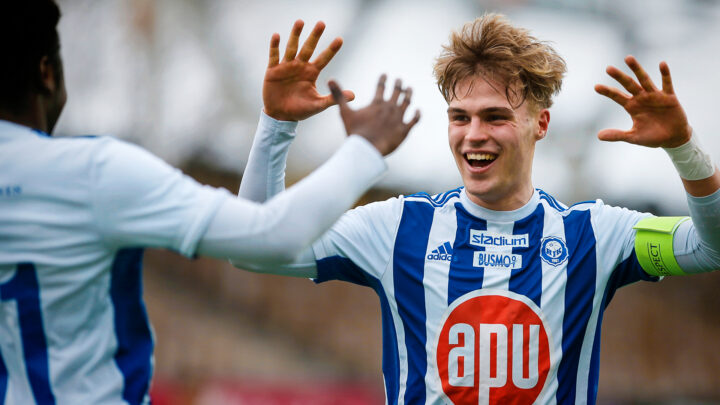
[597,128,629,142]
[318,89,355,111]
[328,80,351,113]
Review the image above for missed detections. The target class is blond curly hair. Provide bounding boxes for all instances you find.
[433,13,566,110]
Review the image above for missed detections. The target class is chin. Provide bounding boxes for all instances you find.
[463,182,497,201]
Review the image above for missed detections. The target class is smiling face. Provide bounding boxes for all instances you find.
[447,76,549,211]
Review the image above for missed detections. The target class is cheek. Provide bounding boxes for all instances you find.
[447,128,463,149]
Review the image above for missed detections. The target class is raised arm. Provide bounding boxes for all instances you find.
[595,55,720,196]
[200,73,420,272]
[595,56,720,275]
[239,20,353,202]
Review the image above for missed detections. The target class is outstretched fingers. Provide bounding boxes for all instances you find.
[404,110,421,133]
[268,33,280,67]
[659,61,675,94]
[605,65,642,96]
[594,84,630,107]
[374,74,387,102]
[597,128,630,143]
[312,37,343,71]
[297,21,325,62]
[400,88,412,113]
[389,79,403,103]
[328,80,351,113]
[283,20,304,62]
[625,55,657,92]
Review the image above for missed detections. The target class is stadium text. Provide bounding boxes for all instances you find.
[470,230,529,248]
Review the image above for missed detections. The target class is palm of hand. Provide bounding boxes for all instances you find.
[623,91,689,148]
[263,61,324,121]
[596,56,691,148]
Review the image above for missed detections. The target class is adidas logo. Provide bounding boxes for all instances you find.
[427,241,453,261]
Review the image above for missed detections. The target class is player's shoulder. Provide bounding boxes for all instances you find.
[536,188,607,215]
[338,188,462,228]
[538,189,650,228]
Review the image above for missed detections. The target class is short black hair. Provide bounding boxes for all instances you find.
[0,0,62,112]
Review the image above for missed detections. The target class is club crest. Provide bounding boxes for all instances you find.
[540,236,568,266]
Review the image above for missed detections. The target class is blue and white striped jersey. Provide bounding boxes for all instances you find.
[311,186,657,405]
[0,120,228,404]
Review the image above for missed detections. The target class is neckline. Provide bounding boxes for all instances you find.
[0,120,50,138]
[459,188,540,222]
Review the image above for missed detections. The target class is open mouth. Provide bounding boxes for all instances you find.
[465,152,497,168]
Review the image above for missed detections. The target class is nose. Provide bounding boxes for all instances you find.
[466,117,490,143]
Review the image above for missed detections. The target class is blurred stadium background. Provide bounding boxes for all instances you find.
[54,0,720,403]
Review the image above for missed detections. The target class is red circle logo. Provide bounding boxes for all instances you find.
[436,290,552,404]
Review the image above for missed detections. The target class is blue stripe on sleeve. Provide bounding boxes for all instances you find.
[393,201,434,405]
[509,204,545,307]
[448,204,486,305]
[316,256,400,404]
[110,249,153,405]
[556,210,597,404]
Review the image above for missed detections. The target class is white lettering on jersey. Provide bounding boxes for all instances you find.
[436,290,554,404]
[470,230,529,248]
[478,323,509,404]
[448,323,474,387]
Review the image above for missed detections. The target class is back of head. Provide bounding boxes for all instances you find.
[0,0,61,113]
[433,13,566,110]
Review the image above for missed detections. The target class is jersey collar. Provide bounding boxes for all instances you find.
[0,120,51,139]
[459,188,541,222]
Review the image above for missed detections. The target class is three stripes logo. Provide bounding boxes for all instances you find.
[427,241,453,262]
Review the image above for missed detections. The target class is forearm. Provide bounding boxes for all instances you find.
[197,135,385,270]
[237,111,297,202]
[635,134,720,275]
[238,247,318,278]
[673,189,720,273]
[671,133,720,272]
[664,131,720,197]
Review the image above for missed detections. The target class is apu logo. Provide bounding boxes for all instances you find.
[539,236,568,266]
[428,242,453,262]
[436,290,553,405]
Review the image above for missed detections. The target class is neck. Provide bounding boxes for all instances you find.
[0,99,49,133]
[466,184,535,211]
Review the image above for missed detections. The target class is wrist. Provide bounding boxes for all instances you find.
[262,107,298,123]
[663,130,715,181]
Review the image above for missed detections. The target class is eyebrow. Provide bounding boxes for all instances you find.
[446,107,514,115]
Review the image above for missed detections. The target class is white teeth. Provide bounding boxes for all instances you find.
[466,152,497,161]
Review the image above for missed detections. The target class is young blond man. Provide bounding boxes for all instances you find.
[236,14,720,404]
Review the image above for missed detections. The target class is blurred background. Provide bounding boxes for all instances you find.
[54,0,720,403]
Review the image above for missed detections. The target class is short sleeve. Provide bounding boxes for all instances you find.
[591,201,658,286]
[312,197,404,284]
[91,138,230,257]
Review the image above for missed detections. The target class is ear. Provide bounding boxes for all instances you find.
[535,109,550,141]
[38,55,59,94]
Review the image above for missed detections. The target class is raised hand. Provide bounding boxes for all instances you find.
[263,20,355,122]
[329,75,421,156]
[595,55,692,148]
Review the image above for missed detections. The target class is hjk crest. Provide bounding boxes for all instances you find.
[540,236,568,266]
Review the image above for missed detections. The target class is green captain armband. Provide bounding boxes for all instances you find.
[633,216,690,276]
